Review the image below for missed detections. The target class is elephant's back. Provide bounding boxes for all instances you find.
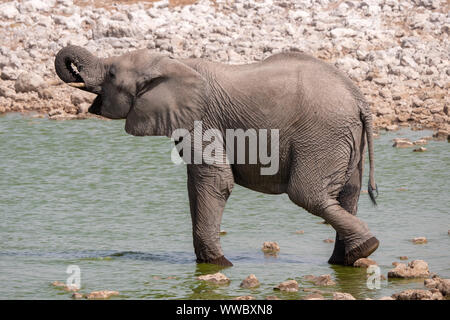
[219,53,362,130]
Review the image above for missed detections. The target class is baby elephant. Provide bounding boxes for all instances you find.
[55,45,379,266]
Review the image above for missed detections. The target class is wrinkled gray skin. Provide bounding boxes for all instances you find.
[55,46,379,267]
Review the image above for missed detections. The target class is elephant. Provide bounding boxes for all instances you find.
[55,45,379,267]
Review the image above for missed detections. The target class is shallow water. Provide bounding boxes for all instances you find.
[0,113,448,299]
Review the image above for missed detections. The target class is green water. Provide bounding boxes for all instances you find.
[0,113,448,300]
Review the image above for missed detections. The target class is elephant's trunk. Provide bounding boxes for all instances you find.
[55,45,106,94]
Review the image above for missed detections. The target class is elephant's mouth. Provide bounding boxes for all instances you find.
[88,95,102,115]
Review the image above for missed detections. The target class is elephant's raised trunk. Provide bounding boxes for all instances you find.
[55,45,106,94]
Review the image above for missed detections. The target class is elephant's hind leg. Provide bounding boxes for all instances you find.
[320,201,379,266]
[287,175,378,266]
[328,164,363,265]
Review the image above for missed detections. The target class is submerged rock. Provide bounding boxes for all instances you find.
[399,256,409,260]
[379,296,395,300]
[304,274,336,286]
[262,241,280,254]
[333,292,356,300]
[303,293,325,300]
[392,289,443,300]
[388,260,430,279]
[413,147,427,152]
[303,288,324,294]
[51,281,79,292]
[240,274,260,289]
[393,139,414,148]
[353,258,377,268]
[323,239,334,243]
[85,290,120,299]
[265,296,281,300]
[273,280,299,292]
[412,237,428,244]
[71,292,84,299]
[197,272,230,285]
[234,295,255,300]
[413,139,428,145]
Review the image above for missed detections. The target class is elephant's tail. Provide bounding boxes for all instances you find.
[361,104,378,206]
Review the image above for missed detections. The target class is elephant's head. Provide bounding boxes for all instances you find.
[55,46,207,136]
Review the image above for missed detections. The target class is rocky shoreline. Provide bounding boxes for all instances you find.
[0,0,448,138]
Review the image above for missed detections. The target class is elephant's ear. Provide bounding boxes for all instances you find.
[125,56,208,137]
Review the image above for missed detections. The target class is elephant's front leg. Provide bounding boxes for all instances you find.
[187,164,234,266]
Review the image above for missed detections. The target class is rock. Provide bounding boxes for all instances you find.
[388,260,430,279]
[0,85,16,99]
[265,296,281,300]
[64,105,78,115]
[303,288,324,294]
[197,272,230,285]
[262,241,280,254]
[0,2,19,19]
[70,91,94,107]
[379,296,395,300]
[38,88,53,100]
[424,276,450,297]
[413,147,427,152]
[353,258,377,268]
[433,129,449,141]
[71,292,84,299]
[273,280,299,292]
[392,289,443,300]
[393,139,414,148]
[51,281,79,292]
[234,295,255,300]
[219,230,227,236]
[323,239,334,243]
[240,274,260,289]
[333,292,356,300]
[15,73,47,93]
[304,274,336,286]
[413,139,428,145]
[399,256,408,260]
[303,293,325,300]
[386,124,399,131]
[412,237,428,244]
[329,28,357,38]
[85,290,120,299]
[295,230,305,234]
[314,275,336,286]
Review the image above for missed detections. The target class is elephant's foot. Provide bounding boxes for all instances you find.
[328,237,345,265]
[344,237,379,266]
[196,255,233,267]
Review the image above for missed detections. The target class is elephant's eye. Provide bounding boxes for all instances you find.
[109,66,116,79]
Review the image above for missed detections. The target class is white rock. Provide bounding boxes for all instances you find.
[330,28,357,38]
[0,3,19,19]
[15,73,47,93]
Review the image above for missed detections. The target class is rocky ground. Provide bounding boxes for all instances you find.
[0,0,449,137]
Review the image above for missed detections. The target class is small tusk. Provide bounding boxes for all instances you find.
[68,82,86,88]
[47,79,62,86]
